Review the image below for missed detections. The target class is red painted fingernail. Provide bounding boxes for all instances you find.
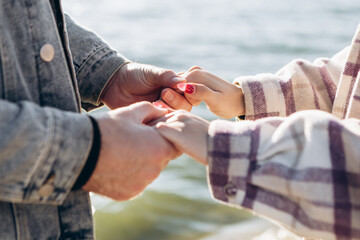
[185,84,194,94]
[177,83,195,94]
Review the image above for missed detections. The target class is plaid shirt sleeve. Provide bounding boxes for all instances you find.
[207,111,360,240]
[234,47,349,120]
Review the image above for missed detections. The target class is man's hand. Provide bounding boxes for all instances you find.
[100,62,192,111]
[83,102,180,201]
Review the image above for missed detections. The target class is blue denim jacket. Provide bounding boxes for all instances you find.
[0,0,127,239]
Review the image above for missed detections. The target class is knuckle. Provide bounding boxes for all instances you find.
[189,65,202,71]
[137,101,153,109]
[186,69,203,81]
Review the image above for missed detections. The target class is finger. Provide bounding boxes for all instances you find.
[176,66,202,80]
[160,112,190,127]
[180,66,203,79]
[156,122,183,142]
[156,121,191,160]
[161,88,192,111]
[139,64,186,88]
[177,66,202,78]
[129,102,168,124]
[187,65,202,72]
[181,68,227,91]
[164,110,185,119]
[152,100,179,114]
[177,83,219,107]
[152,100,171,109]
[146,116,167,127]
[146,106,173,126]
[155,68,187,89]
[156,123,183,159]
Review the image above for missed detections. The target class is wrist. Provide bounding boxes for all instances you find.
[73,116,101,190]
[233,84,245,117]
[99,62,131,107]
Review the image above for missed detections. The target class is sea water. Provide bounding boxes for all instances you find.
[63,0,360,239]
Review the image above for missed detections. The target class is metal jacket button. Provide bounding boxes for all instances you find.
[40,43,55,62]
[38,184,54,198]
[38,174,55,198]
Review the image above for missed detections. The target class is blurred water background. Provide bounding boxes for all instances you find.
[63,0,360,239]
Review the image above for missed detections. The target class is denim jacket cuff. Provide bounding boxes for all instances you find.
[25,109,93,204]
[76,47,130,111]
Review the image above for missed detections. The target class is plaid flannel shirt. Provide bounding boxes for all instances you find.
[207,24,360,240]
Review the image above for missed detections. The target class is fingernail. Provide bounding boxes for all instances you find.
[153,101,167,109]
[171,76,186,84]
[177,83,195,94]
[177,83,187,91]
[163,91,174,101]
[185,84,195,94]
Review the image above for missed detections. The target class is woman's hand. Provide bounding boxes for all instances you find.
[155,110,210,165]
[176,66,245,119]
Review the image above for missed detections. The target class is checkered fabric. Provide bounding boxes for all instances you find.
[207,24,360,240]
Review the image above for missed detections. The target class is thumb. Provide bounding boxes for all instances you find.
[129,102,168,124]
[153,68,187,89]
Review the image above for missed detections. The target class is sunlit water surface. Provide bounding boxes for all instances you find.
[63,1,359,239]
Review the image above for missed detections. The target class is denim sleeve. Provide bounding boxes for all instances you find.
[0,100,93,204]
[64,14,130,111]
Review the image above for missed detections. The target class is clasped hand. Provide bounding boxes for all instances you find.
[83,62,192,200]
[84,63,243,201]
[153,66,246,166]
